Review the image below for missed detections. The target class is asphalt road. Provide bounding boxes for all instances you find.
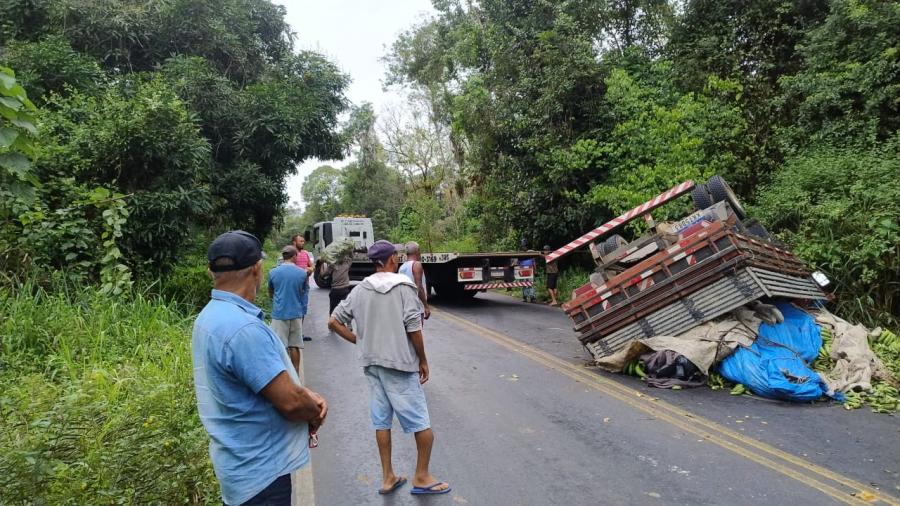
[301,285,900,506]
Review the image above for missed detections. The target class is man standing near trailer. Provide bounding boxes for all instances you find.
[543,245,560,306]
[399,241,430,321]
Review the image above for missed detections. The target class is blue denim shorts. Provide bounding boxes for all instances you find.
[364,365,431,433]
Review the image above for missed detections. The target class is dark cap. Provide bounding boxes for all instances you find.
[208,230,264,272]
[542,244,552,251]
[281,245,298,258]
[367,240,400,266]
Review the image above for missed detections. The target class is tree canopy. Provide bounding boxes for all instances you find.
[0,0,349,279]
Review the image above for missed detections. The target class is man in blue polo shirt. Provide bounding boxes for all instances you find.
[268,245,308,375]
[192,230,327,505]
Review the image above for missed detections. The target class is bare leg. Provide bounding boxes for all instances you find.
[376,430,403,491]
[288,347,301,375]
[412,428,449,491]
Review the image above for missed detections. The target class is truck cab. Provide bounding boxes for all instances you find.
[307,216,374,253]
[305,216,375,287]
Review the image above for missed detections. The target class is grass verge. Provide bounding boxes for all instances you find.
[0,275,219,504]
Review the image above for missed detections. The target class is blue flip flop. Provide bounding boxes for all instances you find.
[410,482,451,495]
[378,476,407,495]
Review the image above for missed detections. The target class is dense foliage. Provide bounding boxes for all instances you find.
[0,0,349,280]
[371,0,899,324]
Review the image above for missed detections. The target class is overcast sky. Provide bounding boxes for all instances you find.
[277,0,435,208]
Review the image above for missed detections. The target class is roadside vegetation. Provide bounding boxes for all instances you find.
[0,275,218,503]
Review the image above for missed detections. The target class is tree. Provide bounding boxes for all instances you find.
[301,165,342,224]
[36,77,212,272]
[380,91,458,193]
[589,67,753,223]
[669,0,830,188]
[0,35,103,103]
[778,0,900,149]
[386,0,613,247]
[1,0,351,264]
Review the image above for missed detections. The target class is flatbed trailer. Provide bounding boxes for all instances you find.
[306,217,541,299]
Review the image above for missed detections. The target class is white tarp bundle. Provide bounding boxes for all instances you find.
[814,311,892,393]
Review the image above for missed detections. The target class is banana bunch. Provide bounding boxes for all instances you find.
[868,383,899,413]
[623,359,647,379]
[708,371,726,390]
[812,326,835,373]
[870,329,900,379]
[730,384,747,396]
[843,391,865,410]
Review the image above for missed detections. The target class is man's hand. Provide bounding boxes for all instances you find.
[260,372,325,423]
[424,307,431,320]
[309,390,328,429]
[328,316,357,344]
[419,361,429,384]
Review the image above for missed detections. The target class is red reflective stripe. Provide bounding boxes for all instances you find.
[463,281,533,290]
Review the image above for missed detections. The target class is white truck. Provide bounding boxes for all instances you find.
[304,216,541,299]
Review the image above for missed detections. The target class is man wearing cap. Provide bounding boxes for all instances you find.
[193,231,327,506]
[268,245,308,375]
[328,240,451,496]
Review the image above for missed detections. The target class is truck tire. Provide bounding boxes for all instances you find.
[691,184,714,211]
[706,175,746,218]
[599,235,627,257]
[313,260,332,289]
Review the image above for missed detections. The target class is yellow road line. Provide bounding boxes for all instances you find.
[433,308,899,506]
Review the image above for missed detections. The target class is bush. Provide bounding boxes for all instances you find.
[754,138,900,328]
[157,260,214,312]
[0,277,218,504]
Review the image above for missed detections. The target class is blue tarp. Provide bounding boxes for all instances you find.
[719,303,838,402]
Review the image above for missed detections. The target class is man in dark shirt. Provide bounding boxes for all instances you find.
[326,256,352,314]
[542,245,560,306]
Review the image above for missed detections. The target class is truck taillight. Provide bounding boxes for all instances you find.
[457,268,483,282]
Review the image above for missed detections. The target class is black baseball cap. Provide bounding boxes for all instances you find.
[208,230,264,272]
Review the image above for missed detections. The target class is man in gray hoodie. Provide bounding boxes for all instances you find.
[328,240,451,496]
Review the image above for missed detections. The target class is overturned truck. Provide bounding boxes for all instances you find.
[549,177,830,362]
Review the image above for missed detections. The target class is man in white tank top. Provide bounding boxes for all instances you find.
[400,242,430,321]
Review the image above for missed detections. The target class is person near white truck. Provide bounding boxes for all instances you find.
[305,216,541,300]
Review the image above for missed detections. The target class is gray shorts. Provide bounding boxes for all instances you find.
[270,318,303,349]
[364,365,431,433]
